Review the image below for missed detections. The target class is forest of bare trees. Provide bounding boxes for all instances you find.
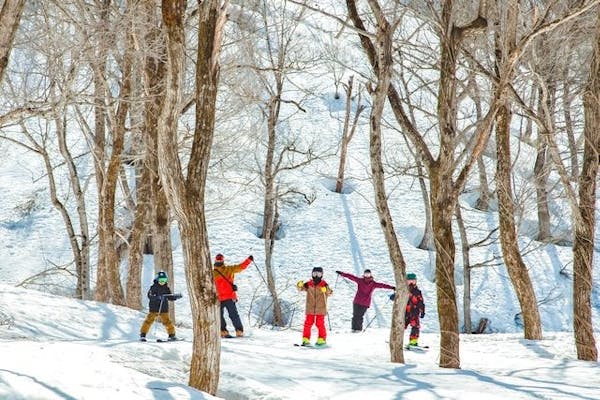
[0,0,598,394]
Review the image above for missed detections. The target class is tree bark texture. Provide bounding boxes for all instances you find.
[363,3,408,364]
[493,0,542,340]
[495,102,543,340]
[0,0,25,82]
[573,5,600,362]
[262,95,284,326]
[158,0,227,394]
[93,0,111,302]
[455,205,472,333]
[55,113,91,300]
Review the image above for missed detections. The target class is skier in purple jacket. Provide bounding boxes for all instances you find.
[335,269,396,332]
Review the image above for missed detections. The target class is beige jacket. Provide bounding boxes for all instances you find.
[298,279,332,315]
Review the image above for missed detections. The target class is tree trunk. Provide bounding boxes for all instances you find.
[263,198,283,326]
[335,76,364,193]
[55,113,91,300]
[562,69,578,181]
[93,0,111,303]
[475,155,491,211]
[0,0,25,81]
[495,101,543,340]
[365,6,408,364]
[125,161,150,310]
[416,156,434,250]
[533,136,551,241]
[493,1,542,340]
[158,0,226,394]
[455,205,472,333]
[430,167,460,368]
[142,0,175,322]
[261,94,284,326]
[533,84,554,242]
[573,6,600,362]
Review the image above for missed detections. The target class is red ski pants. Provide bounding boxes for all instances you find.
[302,314,326,340]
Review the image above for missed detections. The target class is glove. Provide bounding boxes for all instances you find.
[248,255,254,261]
[389,293,395,301]
[420,312,425,318]
[296,280,305,289]
[335,270,341,275]
[321,286,327,293]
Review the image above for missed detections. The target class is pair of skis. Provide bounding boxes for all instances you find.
[404,344,429,351]
[293,343,329,349]
[140,337,184,343]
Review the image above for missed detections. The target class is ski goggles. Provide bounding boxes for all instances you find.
[312,271,323,278]
[158,277,168,284]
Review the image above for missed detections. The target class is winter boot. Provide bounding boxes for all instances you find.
[409,338,418,346]
[140,333,147,342]
[235,330,244,337]
[168,334,178,341]
[301,337,311,346]
[221,330,233,338]
[315,338,326,346]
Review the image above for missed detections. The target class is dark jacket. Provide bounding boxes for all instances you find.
[147,280,172,313]
[405,283,425,322]
[338,271,395,308]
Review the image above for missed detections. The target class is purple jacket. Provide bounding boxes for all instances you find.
[339,271,395,308]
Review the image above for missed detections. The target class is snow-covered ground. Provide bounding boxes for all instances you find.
[0,284,598,399]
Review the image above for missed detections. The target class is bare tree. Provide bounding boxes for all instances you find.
[491,0,542,340]
[157,0,229,393]
[335,75,365,193]
[345,0,410,364]
[232,0,319,327]
[572,5,600,358]
[538,4,600,361]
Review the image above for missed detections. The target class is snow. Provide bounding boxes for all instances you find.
[1,5,599,400]
[0,167,598,399]
[0,285,598,399]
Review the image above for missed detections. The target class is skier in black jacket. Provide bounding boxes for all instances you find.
[139,271,181,341]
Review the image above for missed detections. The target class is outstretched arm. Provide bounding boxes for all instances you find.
[336,271,359,283]
[373,281,395,290]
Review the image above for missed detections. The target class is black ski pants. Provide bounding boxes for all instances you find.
[220,299,243,332]
[352,303,368,331]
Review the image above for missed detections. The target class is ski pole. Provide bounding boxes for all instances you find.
[363,295,392,331]
[251,260,269,288]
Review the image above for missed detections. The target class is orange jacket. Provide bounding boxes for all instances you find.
[213,257,252,301]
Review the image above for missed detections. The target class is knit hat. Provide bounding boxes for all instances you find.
[215,253,224,262]
[156,271,168,281]
[406,272,417,280]
[312,267,323,273]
